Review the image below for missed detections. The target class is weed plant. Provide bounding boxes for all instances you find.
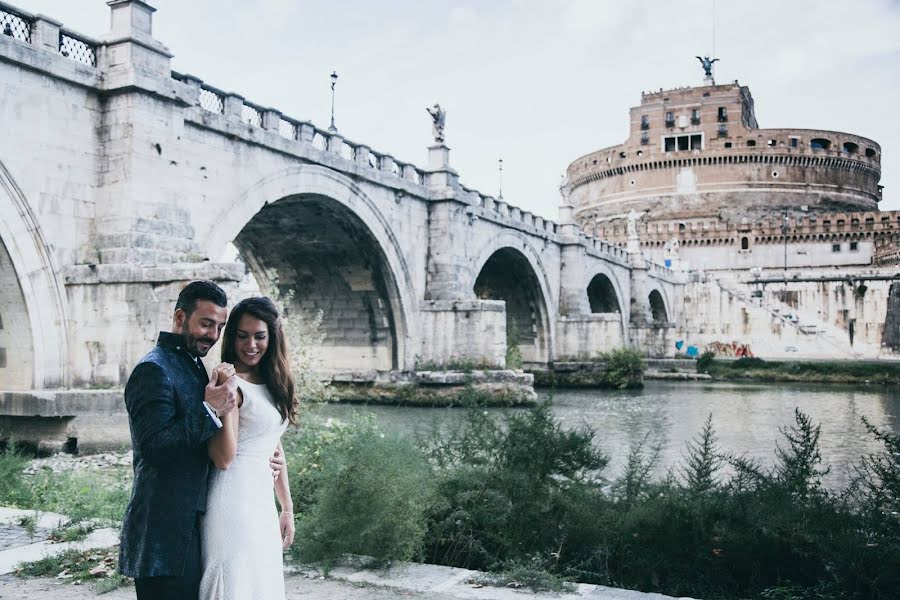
[597,347,645,389]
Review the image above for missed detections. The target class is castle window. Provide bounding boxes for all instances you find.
[663,133,703,152]
[641,115,649,130]
[717,107,728,122]
[691,109,701,125]
[717,124,727,137]
[747,140,756,147]
[679,223,686,232]
[741,236,749,250]
[832,243,841,253]
[810,138,831,150]
[850,242,859,251]
[865,217,874,229]
[865,148,876,158]
[619,151,626,159]
[640,132,649,145]
[790,137,799,148]
[724,142,732,148]
[665,112,675,128]
[843,142,859,154]
[767,139,777,147]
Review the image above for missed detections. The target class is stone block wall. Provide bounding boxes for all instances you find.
[556,314,624,359]
[419,300,506,368]
[64,263,243,386]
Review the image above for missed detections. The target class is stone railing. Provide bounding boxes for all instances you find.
[457,184,558,236]
[456,183,640,266]
[172,71,431,190]
[0,1,99,68]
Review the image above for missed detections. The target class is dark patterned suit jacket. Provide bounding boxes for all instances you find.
[118,331,221,578]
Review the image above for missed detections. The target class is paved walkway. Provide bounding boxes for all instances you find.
[0,507,694,600]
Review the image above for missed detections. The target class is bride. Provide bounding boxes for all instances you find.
[200,296,298,600]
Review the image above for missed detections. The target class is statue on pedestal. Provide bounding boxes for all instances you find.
[696,55,719,82]
[426,103,446,143]
[626,209,639,239]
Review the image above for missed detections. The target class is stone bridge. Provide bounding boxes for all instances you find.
[0,0,681,393]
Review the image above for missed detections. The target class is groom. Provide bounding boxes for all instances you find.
[118,280,282,599]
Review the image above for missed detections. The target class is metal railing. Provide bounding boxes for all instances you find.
[0,4,30,43]
[59,30,97,67]
[278,117,297,140]
[241,103,262,127]
[198,86,225,114]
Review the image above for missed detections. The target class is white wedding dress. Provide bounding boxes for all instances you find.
[200,380,289,600]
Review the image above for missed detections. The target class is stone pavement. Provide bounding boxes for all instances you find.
[0,507,695,600]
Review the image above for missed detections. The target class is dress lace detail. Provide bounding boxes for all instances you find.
[199,380,289,600]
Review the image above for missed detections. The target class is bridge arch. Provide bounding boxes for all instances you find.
[585,265,629,336]
[648,288,670,324]
[0,160,68,389]
[206,165,417,372]
[470,233,555,365]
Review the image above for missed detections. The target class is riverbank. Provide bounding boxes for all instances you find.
[698,356,900,385]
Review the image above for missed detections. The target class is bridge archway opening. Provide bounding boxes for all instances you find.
[587,274,621,313]
[233,194,402,373]
[0,237,34,389]
[473,247,549,365]
[649,289,668,324]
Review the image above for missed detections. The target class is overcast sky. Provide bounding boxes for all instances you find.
[20,0,900,218]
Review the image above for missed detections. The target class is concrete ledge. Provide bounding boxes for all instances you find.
[63,262,243,285]
[421,299,506,312]
[645,371,712,381]
[0,390,123,417]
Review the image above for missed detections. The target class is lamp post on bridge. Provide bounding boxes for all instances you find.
[328,70,338,133]
[498,158,503,200]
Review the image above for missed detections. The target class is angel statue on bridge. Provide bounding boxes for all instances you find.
[427,103,446,143]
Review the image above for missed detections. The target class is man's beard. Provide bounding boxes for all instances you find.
[181,322,216,357]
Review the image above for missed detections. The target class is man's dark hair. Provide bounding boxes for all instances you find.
[175,280,227,316]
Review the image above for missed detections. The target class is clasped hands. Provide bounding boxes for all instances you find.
[205,362,238,416]
[204,362,285,481]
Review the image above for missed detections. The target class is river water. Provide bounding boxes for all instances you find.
[305,380,900,490]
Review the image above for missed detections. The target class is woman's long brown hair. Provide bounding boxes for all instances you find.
[222,296,298,424]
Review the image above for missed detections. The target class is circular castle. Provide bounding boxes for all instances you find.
[563,78,892,270]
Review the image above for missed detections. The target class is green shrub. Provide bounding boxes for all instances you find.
[423,401,607,570]
[696,351,716,373]
[0,447,31,506]
[293,427,436,569]
[598,347,645,389]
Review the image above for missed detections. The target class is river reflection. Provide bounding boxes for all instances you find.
[303,381,900,489]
